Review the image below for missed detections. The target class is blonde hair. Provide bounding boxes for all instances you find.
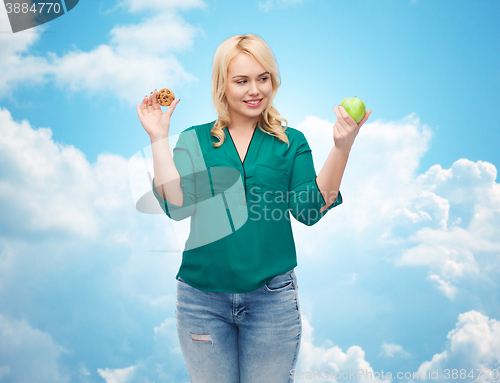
[211,34,289,147]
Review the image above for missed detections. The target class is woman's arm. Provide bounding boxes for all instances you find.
[150,130,198,221]
[137,91,184,206]
[288,131,343,226]
[316,146,350,214]
[138,91,197,220]
[151,134,183,207]
[316,105,372,213]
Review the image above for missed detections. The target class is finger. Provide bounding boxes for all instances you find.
[333,106,343,121]
[137,102,143,117]
[358,110,372,128]
[333,121,343,138]
[338,105,357,127]
[165,99,181,118]
[332,113,349,138]
[333,106,352,132]
[152,89,162,111]
[333,107,348,135]
[147,92,154,112]
[333,122,349,145]
[141,95,148,110]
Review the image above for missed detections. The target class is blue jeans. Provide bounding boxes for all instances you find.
[176,269,302,383]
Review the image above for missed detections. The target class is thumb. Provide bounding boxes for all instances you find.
[165,99,181,117]
[358,110,372,127]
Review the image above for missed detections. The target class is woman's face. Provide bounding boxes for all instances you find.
[225,52,273,126]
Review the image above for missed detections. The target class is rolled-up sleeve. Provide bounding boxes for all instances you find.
[288,134,342,226]
[151,131,197,221]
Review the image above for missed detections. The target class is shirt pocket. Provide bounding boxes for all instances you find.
[247,153,289,194]
[194,152,235,199]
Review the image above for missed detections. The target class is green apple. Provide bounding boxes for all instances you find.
[339,97,366,124]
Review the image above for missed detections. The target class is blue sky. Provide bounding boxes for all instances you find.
[1,0,500,382]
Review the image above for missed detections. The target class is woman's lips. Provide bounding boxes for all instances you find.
[243,99,263,108]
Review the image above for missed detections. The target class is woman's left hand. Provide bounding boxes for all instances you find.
[332,106,372,154]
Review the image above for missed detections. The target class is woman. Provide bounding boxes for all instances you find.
[137,34,371,383]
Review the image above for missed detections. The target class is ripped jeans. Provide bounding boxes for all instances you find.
[175,269,302,383]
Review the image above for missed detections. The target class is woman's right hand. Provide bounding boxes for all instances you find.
[136,89,181,140]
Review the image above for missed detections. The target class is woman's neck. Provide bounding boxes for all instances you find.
[227,115,259,133]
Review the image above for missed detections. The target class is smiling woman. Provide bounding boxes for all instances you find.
[224,54,272,128]
[137,32,368,383]
[210,34,289,148]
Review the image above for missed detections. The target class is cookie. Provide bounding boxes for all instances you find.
[157,88,175,106]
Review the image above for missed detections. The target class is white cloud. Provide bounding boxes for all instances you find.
[295,113,500,300]
[109,14,200,57]
[48,44,195,106]
[379,342,411,358]
[427,273,458,300]
[0,103,182,294]
[78,365,91,376]
[298,113,433,232]
[98,366,137,383]
[0,107,128,238]
[398,241,477,278]
[0,105,186,380]
[0,1,204,104]
[414,310,500,382]
[392,158,500,297]
[296,315,391,382]
[97,318,188,382]
[0,314,69,383]
[0,10,52,98]
[292,113,432,257]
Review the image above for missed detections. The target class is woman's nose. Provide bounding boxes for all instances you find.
[248,81,259,95]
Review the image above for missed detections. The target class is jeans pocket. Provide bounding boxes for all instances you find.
[264,270,295,293]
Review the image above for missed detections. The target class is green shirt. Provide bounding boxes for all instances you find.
[152,120,342,293]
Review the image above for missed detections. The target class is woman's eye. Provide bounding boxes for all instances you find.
[236,77,268,84]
